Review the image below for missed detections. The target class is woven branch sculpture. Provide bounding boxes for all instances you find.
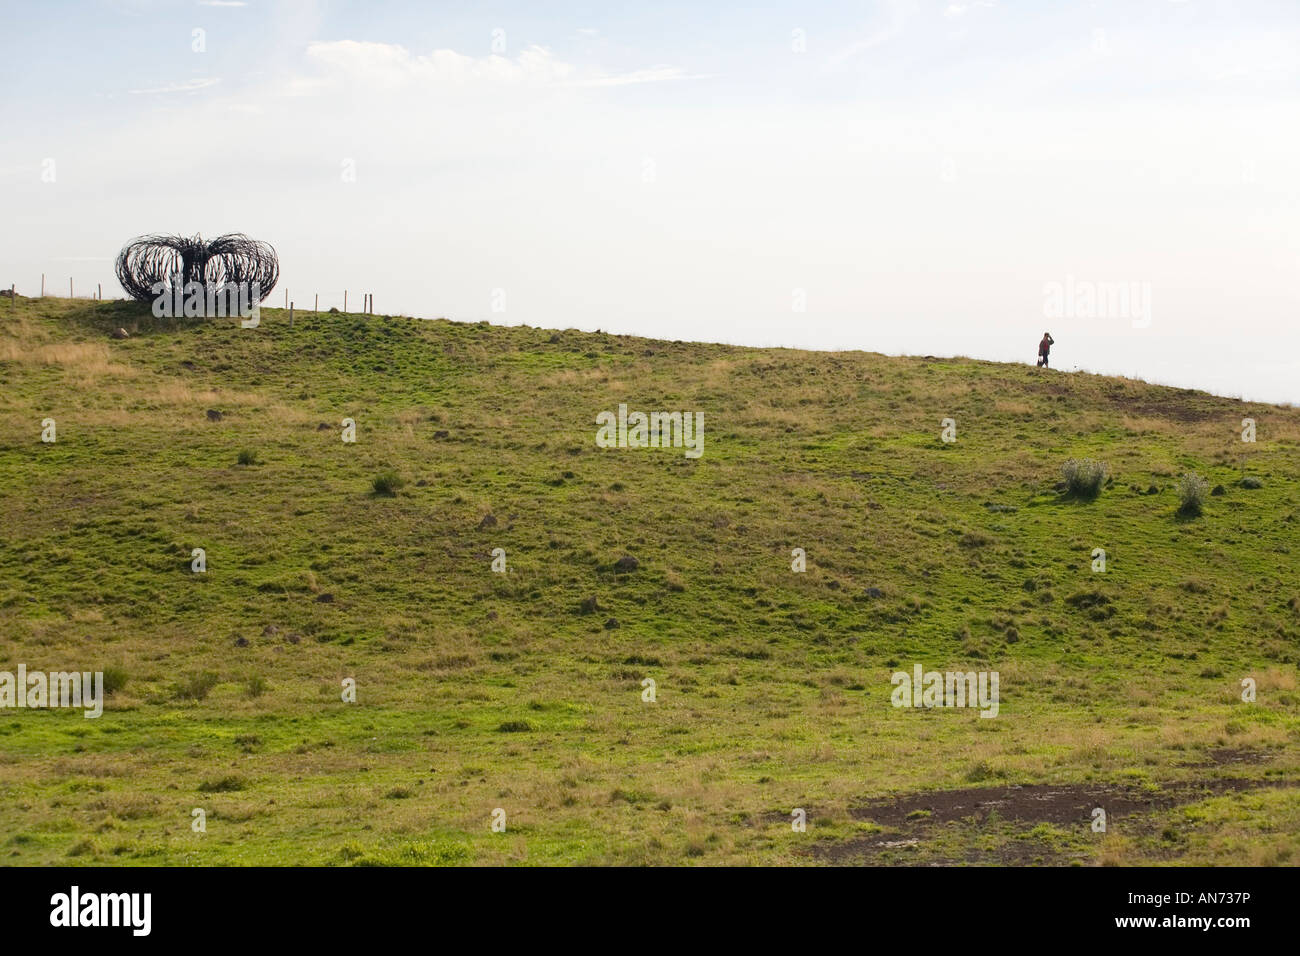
[115,233,279,302]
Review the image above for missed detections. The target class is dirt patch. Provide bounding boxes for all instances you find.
[812,777,1293,864]
[847,777,1276,828]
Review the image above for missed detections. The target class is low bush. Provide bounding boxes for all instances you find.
[1177,473,1210,516]
[1061,458,1108,499]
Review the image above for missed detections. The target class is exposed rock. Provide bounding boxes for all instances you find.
[315,593,334,604]
[110,327,130,340]
[604,618,620,630]
[613,555,639,573]
[579,596,601,615]
[478,514,498,529]
[205,409,223,421]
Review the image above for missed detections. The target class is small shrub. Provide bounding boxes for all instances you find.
[1240,476,1263,489]
[67,839,98,858]
[197,775,245,793]
[497,720,532,733]
[372,471,405,496]
[1177,472,1210,516]
[101,667,128,695]
[1061,458,1108,499]
[174,671,219,701]
[245,675,268,699]
[236,449,258,466]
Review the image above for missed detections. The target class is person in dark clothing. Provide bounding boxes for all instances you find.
[1037,332,1055,367]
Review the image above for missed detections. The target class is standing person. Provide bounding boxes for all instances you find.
[1037,331,1055,367]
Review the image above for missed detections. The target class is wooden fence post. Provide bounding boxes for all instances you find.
[290,301,294,328]
[344,291,348,313]
[70,278,73,298]
[41,274,44,297]
[314,293,318,314]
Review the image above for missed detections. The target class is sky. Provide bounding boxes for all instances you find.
[2,0,1298,403]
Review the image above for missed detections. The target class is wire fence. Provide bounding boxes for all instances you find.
[4,276,380,316]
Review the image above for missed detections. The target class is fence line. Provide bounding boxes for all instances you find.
[10,279,380,316]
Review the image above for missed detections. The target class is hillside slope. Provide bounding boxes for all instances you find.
[1,295,1297,865]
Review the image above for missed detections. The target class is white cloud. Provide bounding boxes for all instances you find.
[945,1,995,18]
[297,41,703,93]
[127,77,221,95]
[827,0,914,67]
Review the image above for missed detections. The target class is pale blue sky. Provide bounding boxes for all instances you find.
[3,0,1299,402]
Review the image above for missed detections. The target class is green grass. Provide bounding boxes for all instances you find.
[0,295,1298,866]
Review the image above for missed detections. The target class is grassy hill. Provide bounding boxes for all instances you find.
[1,294,1297,866]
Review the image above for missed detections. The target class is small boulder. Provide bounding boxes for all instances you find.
[1210,485,1226,496]
[604,618,620,630]
[205,409,223,422]
[478,514,498,529]
[864,587,885,599]
[433,430,450,439]
[234,636,249,648]
[315,593,335,604]
[285,632,302,645]
[579,596,601,615]
[613,555,639,573]
[110,327,129,340]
